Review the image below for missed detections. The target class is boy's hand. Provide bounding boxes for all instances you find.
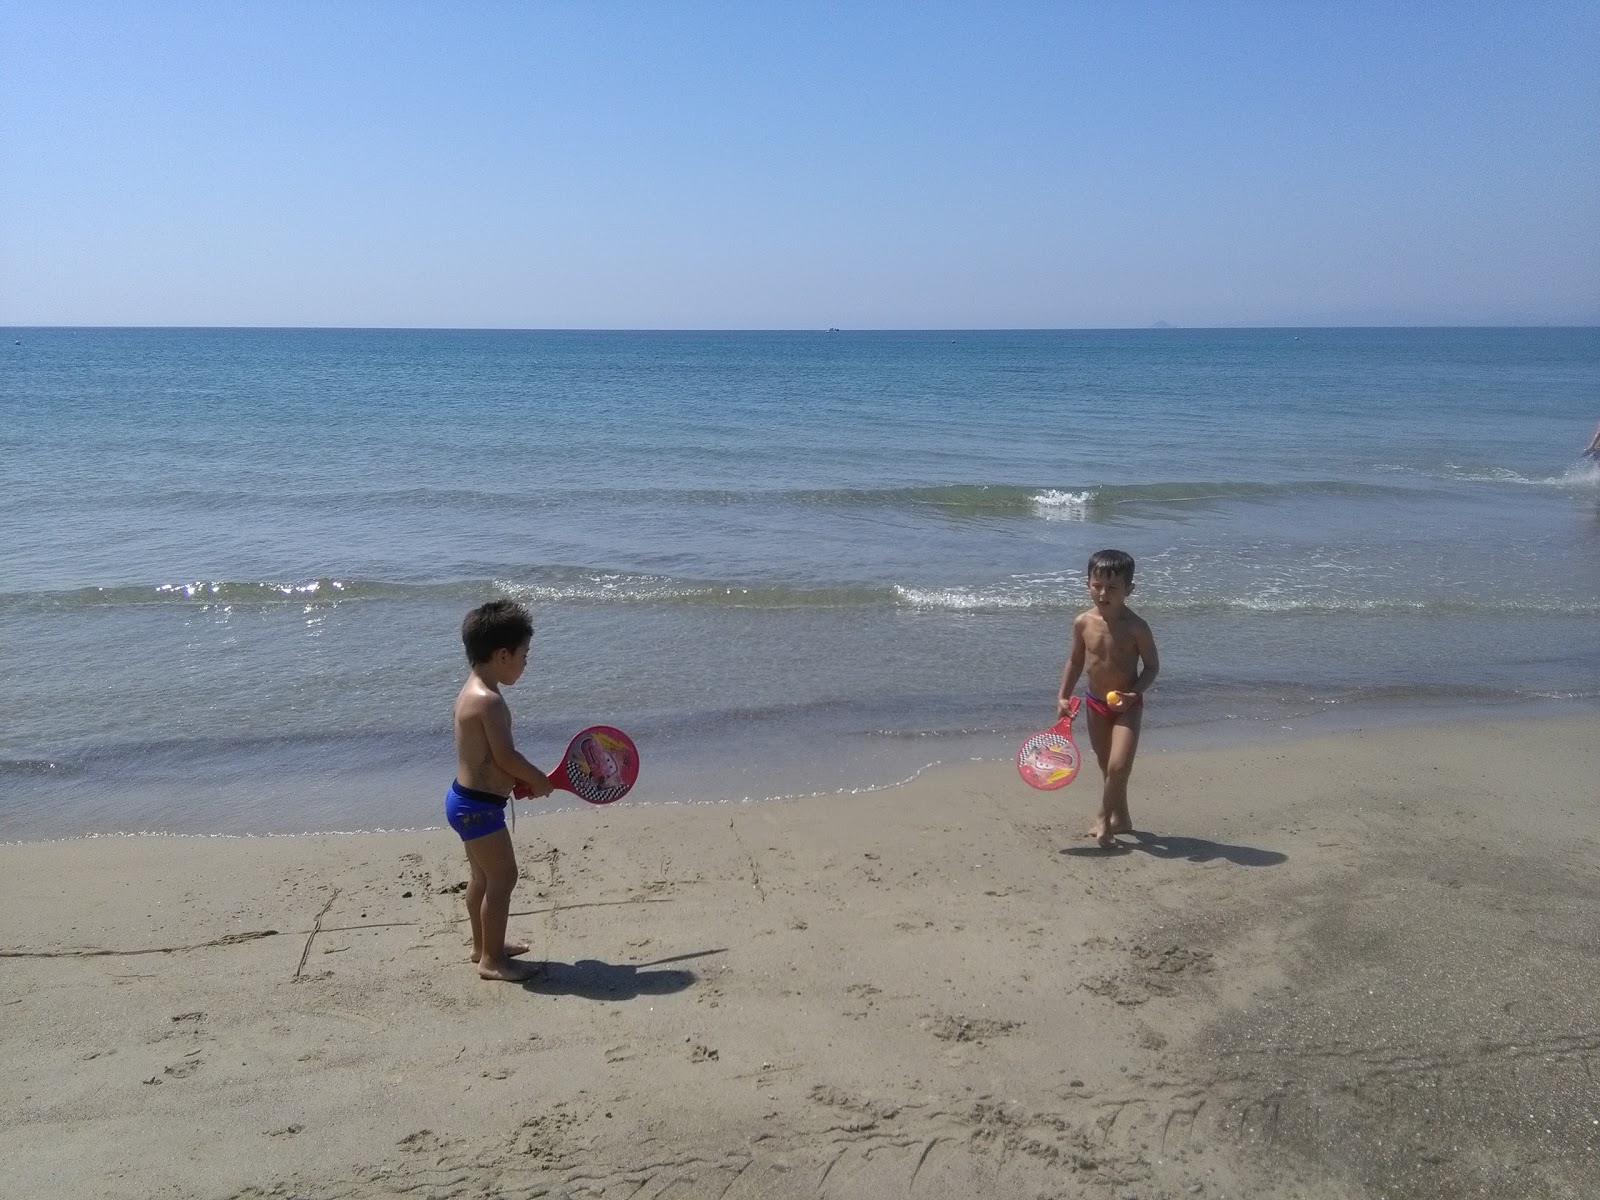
[512,772,555,800]
[1055,697,1075,721]
[1107,689,1140,712]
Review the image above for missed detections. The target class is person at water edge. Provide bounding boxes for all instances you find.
[1584,421,1600,460]
[447,600,553,982]
[1056,549,1160,847]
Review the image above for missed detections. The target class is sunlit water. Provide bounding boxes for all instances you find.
[3,327,1596,839]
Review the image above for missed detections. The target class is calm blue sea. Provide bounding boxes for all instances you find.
[2,328,1597,841]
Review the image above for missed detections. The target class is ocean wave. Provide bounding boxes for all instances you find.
[1031,489,1093,520]
[0,757,77,778]
[1162,595,1600,617]
[893,588,1600,618]
[728,478,1421,513]
[68,477,1433,517]
[1416,462,1600,488]
[496,576,894,609]
[0,573,898,613]
[892,584,1073,611]
[1559,461,1600,487]
[7,570,1598,619]
[0,578,456,611]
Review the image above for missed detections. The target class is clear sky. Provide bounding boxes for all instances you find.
[3,2,1597,328]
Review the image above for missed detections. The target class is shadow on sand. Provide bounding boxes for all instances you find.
[1063,829,1286,867]
[519,947,725,1001]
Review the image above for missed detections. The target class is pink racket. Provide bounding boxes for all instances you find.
[1016,697,1082,790]
[513,725,640,805]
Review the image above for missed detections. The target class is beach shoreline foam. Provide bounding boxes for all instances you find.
[3,714,1596,1199]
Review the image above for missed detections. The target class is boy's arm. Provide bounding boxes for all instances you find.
[1056,618,1087,719]
[480,695,554,797]
[1131,620,1160,694]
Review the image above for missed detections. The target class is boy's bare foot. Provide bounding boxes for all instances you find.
[1085,817,1119,847]
[470,938,532,963]
[477,957,540,982]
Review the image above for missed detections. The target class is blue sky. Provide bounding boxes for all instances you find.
[3,2,1596,328]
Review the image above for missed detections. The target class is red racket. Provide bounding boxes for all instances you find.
[1016,696,1082,790]
[513,725,640,805]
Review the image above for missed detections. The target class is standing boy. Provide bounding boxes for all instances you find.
[1056,550,1160,847]
[447,600,553,981]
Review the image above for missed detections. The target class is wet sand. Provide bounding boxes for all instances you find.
[3,715,1597,1199]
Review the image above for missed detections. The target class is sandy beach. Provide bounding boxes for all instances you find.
[3,714,1597,1200]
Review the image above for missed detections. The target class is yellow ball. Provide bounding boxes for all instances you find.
[1105,690,1122,705]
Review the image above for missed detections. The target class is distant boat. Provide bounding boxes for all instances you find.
[826,327,841,333]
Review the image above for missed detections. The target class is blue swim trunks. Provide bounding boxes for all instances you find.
[445,780,509,842]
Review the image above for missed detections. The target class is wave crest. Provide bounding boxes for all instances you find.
[8,570,1597,619]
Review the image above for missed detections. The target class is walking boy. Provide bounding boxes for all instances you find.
[1056,550,1160,846]
[446,600,553,981]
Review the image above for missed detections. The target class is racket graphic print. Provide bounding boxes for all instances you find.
[1016,696,1082,790]
[514,725,640,805]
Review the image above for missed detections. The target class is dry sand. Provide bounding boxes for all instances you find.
[3,715,1597,1200]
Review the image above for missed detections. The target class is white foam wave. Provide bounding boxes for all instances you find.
[893,585,1600,617]
[1184,595,1600,616]
[1031,489,1093,521]
[499,574,689,604]
[1560,461,1600,487]
[1374,461,1599,489]
[893,585,1045,612]
[1441,462,1598,488]
[154,579,350,599]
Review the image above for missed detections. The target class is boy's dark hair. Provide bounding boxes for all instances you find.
[1086,549,1135,584]
[462,600,533,664]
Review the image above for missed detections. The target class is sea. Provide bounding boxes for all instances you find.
[2,327,1597,842]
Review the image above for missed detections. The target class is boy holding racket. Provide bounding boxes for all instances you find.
[447,600,553,982]
[1056,550,1160,847]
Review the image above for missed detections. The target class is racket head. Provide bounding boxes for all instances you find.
[1016,725,1081,790]
[1016,698,1082,790]
[557,725,639,805]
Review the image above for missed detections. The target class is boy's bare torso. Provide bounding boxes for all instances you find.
[454,678,514,795]
[1076,605,1151,697]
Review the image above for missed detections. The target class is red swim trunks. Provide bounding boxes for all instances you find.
[1085,691,1141,720]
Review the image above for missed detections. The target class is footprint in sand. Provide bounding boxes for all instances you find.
[397,1129,452,1153]
[922,1013,1021,1044]
[163,1056,202,1079]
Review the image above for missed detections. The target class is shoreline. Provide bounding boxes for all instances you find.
[3,712,1597,1198]
[6,694,1598,845]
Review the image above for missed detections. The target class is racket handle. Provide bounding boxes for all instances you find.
[1058,695,1081,728]
[511,765,570,800]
